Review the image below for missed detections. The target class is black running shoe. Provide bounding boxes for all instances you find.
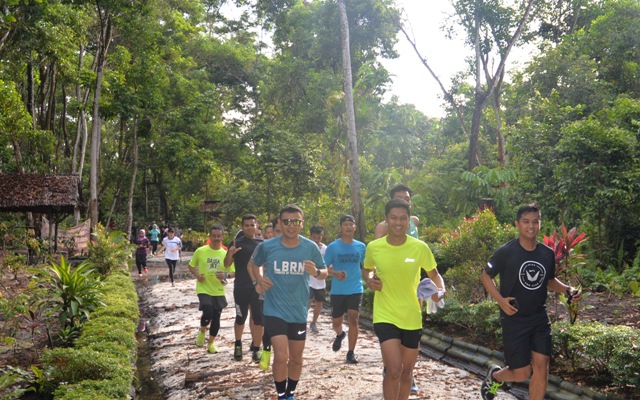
[332,331,346,352]
[234,343,242,361]
[346,351,358,364]
[480,365,503,400]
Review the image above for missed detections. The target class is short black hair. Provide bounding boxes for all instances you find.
[310,225,324,235]
[385,198,410,217]
[279,204,304,218]
[516,204,541,221]
[210,224,224,234]
[242,213,257,223]
[340,214,356,224]
[264,224,273,230]
[390,184,413,199]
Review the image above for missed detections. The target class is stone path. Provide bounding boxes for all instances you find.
[134,255,518,399]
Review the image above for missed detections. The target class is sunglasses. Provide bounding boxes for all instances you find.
[281,219,302,226]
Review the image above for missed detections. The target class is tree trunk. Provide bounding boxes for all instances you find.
[468,2,483,171]
[72,44,91,179]
[337,0,366,241]
[90,10,112,230]
[125,120,138,241]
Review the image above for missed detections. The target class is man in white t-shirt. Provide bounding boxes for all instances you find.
[308,225,327,333]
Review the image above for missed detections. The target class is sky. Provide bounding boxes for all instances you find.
[380,1,467,118]
[220,0,534,119]
[382,1,534,118]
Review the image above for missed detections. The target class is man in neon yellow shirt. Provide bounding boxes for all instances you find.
[363,198,445,400]
[188,224,235,354]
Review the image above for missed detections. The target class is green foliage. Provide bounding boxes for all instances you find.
[53,378,130,400]
[553,321,640,390]
[0,365,40,399]
[0,271,55,361]
[40,348,130,396]
[0,253,26,281]
[87,224,133,277]
[39,271,138,399]
[427,298,502,343]
[75,319,136,351]
[362,288,374,314]
[438,209,516,301]
[577,263,640,296]
[43,257,104,344]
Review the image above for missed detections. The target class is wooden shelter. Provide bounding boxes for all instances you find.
[0,174,84,252]
[199,200,222,230]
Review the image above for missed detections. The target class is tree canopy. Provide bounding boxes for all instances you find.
[1,0,639,265]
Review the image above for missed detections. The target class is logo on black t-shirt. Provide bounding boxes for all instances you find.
[519,261,546,290]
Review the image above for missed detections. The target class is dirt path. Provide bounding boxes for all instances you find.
[135,255,517,399]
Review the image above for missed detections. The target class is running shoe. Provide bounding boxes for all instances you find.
[234,342,243,361]
[410,377,419,394]
[480,365,503,400]
[144,267,148,273]
[195,331,205,347]
[252,349,261,363]
[138,273,142,277]
[310,323,319,333]
[207,343,218,354]
[346,351,358,364]
[259,349,271,371]
[332,331,346,352]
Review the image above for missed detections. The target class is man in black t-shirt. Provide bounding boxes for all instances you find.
[224,213,264,363]
[480,204,581,400]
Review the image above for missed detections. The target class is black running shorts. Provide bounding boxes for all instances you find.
[309,287,326,302]
[233,286,263,325]
[501,311,552,369]
[373,322,421,349]
[264,316,306,341]
[331,293,362,318]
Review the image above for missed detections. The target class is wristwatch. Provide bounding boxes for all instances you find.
[315,269,321,277]
[252,280,258,286]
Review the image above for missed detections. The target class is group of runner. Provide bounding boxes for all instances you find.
[182,184,581,400]
[184,184,443,400]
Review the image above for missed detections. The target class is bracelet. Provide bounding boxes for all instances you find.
[225,273,230,279]
[252,280,258,286]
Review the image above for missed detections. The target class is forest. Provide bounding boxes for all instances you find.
[1,0,640,398]
[1,0,640,278]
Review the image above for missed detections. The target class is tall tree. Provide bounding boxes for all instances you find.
[390,0,537,169]
[337,0,365,240]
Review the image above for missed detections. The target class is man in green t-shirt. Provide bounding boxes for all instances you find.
[363,198,445,400]
[188,224,235,354]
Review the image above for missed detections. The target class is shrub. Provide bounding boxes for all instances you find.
[553,321,640,389]
[75,319,136,351]
[87,224,133,277]
[90,295,139,322]
[40,348,129,395]
[438,209,516,302]
[428,298,502,343]
[44,257,104,345]
[38,266,139,399]
[53,376,131,399]
[362,288,374,314]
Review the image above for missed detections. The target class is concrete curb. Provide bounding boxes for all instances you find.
[358,312,621,400]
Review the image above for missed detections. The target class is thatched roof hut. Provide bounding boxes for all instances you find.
[0,174,83,214]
